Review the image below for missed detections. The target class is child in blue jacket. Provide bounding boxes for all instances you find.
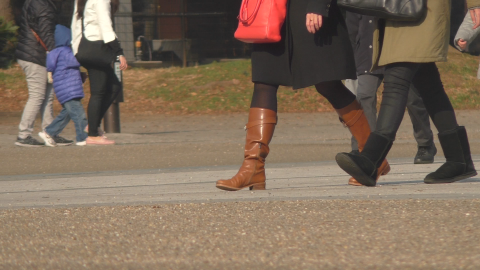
[39,25,88,146]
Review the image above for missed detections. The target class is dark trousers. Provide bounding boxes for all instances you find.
[407,84,434,147]
[376,62,457,140]
[349,73,434,150]
[85,64,121,137]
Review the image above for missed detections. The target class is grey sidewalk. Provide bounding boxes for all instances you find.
[2,110,480,175]
[1,157,480,209]
[1,110,480,208]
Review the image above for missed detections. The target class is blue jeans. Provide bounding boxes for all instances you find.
[45,99,88,142]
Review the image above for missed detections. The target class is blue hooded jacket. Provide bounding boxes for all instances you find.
[47,25,84,104]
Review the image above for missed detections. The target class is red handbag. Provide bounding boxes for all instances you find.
[234,0,288,43]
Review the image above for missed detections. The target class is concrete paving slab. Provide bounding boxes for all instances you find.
[2,110,480,176]
[1,156,480,209]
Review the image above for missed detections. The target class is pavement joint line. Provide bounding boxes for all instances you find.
[2,156,480,181]
[0,180,220,195]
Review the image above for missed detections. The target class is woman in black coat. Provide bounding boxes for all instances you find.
[216,0,391,191]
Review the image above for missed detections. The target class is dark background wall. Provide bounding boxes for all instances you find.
[132,0,250,61]
[9,0,251,62]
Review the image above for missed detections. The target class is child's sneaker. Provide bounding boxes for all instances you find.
[38,131,57,147]
[76,141,87,146]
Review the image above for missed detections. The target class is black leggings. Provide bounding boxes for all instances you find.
[85,65,121,137]
[250,80,356,112]
[376,62,457,140]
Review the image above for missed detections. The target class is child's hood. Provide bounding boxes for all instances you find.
[55,24,72,48]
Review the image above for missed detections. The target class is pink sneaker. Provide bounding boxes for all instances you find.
[86,136,115,145]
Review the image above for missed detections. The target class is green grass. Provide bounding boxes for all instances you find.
[122,59,334,114]
[0,70,22,83]
[3,49,480,115]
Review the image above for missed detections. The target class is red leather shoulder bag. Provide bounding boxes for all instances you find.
[234,0,288,43]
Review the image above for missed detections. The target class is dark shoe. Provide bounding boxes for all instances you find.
[424,127,477,184]
[336,132,393,187]
[337,152,378,186]
[348,159,391,186]
[414,144,437,164]
[53,136,74,146]
[424,162,477,184]
[15,136,44,147]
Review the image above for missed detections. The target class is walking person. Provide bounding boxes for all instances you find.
[455,7,480,53]
[335,0,479,186]
[216,0,391,191]
[344,12,437,186]
[39,25,89,147]
[455,4,480,83]
[14,0,73,147]
[71,0,127,145]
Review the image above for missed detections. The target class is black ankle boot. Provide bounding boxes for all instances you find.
[424,126,477,184]
[336,132,393,187]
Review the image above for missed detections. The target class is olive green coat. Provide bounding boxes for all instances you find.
[373,0,480,68]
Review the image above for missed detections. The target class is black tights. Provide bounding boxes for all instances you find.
[376,62,457,140]
[250,81,356,112]
[85,65,121,137]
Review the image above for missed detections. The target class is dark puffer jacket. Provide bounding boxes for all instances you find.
[15,0,57,67]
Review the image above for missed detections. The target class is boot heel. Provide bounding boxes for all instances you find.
[250,183,266,190]
[379,160,391,176]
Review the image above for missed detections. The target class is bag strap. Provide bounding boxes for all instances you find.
[80,2,87,37]
[81,16,85,35]
[31,29,49,51]
[238,0,263,23]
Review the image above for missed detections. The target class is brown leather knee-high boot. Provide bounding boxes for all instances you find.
[335,100,391,186]
[216,108,277,191]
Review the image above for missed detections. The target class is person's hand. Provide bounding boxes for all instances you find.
[47,72,53,84]
[470,8,480,29]
[457,38,468,50]
[119,55,128,70]
[306,13,323,34]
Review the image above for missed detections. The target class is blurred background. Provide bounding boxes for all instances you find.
[2,0,252,67]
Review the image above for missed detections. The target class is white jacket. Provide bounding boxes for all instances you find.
[71,0,117,55]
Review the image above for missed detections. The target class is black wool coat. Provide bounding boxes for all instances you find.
[251,0,356,89]
[15,0,57,67]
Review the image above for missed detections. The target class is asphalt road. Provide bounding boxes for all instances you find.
[0,200,479,269]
